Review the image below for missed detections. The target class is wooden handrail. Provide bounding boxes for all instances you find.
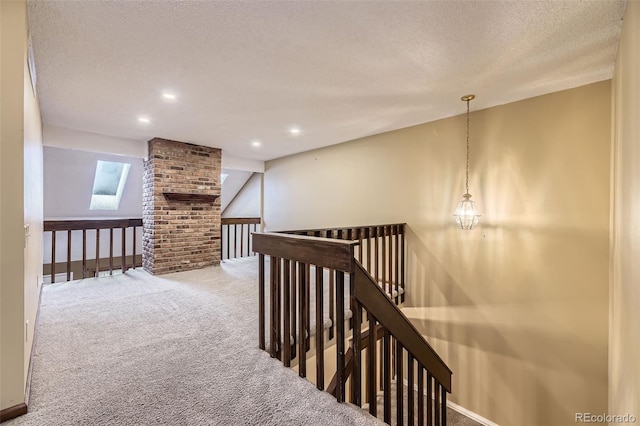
[44,218,142,231]
[353,260,452,391]
[222,217,261,225]
[253,232,357,272]
[280,223,406,238]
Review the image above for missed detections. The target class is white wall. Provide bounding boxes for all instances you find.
[222,153,264,172]
[610,2,640,422]
[44,124,146,158]
[42,146,143,267]
[221,169,252,212]
[44,146,143,219]
[223,172,261,218]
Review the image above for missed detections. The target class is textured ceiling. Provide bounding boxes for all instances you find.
[28,0,626,161]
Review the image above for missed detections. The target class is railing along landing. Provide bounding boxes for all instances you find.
[221,217,261,260]
[252,223,452,425]
[43,218,142,283]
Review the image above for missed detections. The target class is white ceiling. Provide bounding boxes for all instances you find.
[28,0,626,162]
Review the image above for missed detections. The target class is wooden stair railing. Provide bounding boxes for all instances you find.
[221,217,261,260]
[281,224,406,303]
[252,225,452,425]
[44,218,143,283]
[351,260,452,425]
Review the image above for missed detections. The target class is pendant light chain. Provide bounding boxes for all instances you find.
[454,93,480,230]
[465,98,470,195]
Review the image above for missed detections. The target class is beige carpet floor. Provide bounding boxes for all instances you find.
[7,257,481,426]
[7,258,383,426]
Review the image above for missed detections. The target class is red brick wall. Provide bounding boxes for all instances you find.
[143,138,221,275]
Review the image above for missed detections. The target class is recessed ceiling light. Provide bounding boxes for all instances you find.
[162,92,176,100]
[289,127,301,136]
[138,117,150,124]
[251,140,261,147]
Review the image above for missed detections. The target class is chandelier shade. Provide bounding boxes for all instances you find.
[454,193,481,230]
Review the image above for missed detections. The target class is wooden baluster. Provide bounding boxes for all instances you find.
[305,263,311,351]
[367,227,372,273]
[383,329,391,424]
[351,297,362,407]
[315,266,324,390]
[276,258,281,359]
[323,230,335,341]
[226,224,230,260]
[336,270,346,402]
[427,372,433,426]
[401,225,405,303]
[234,224,238,258]
[283,259,291,367]
[329,268,335,340]
[240,223,244,257]
[381,226,387,294]
[418,365,425,426]
[132,226,137,268]
[246,224,250,256]
[121,227,126,273]
[66,230,71,282]
[441,385,447,426]
[258,253,265,350]
[438,385,447,426]
[220,224,223,261]
[109,228,114,275]
[51,230,56,283]
[396,341,404,426]
[82,229,87,279]
[374,227,379,283]
[291,261,297,359]
[95,229,100,277]
[367,312,377,416]
[395,226,400,304]
[270,256,279,358]
[298,262,307,377]
[408,353,415,425]
[435,381,441,426]
[251,224,255,255]
[358,228,363,263]
[388,226,393,298]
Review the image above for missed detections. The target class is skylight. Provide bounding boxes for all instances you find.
[89,160,131,210]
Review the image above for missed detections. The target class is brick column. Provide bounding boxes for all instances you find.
[143,138,221,275]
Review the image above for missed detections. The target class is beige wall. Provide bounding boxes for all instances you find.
[264,82,611,425]
[610,1,640,423]
[1,0,43,411]
[23,4,44,390]
[1,0,27,410]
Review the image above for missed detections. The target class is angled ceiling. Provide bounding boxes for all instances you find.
[28,0,626,161]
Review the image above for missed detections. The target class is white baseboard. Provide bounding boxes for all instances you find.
[447,400,499,426]
[401,378,499,426]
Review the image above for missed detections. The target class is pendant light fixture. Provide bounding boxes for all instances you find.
[454,94,481,230]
